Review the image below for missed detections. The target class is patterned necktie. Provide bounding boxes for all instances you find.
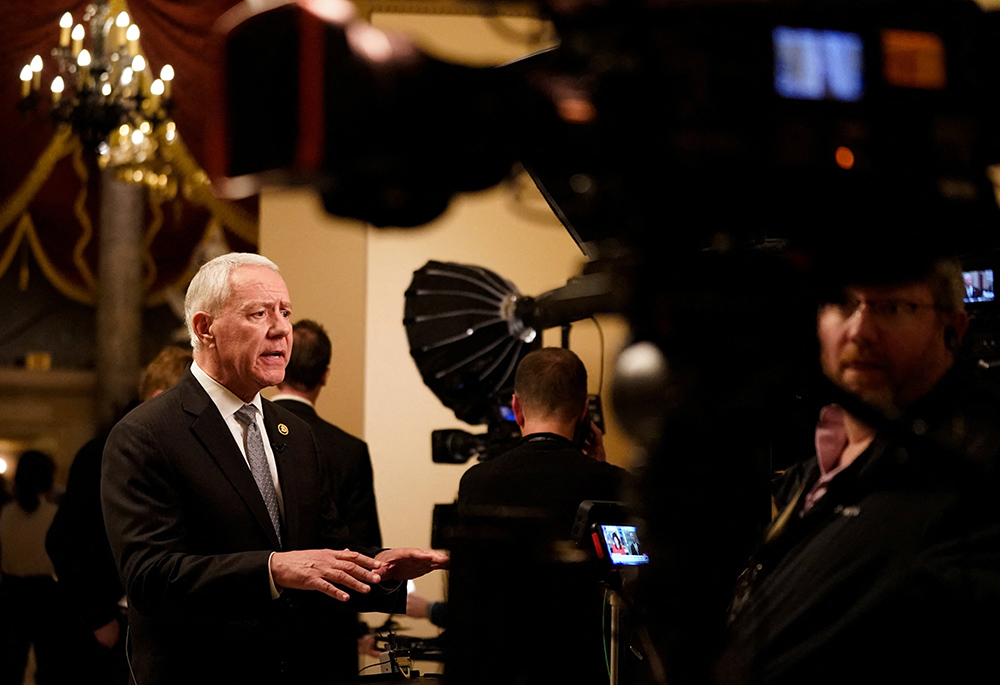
[234,404,282,545]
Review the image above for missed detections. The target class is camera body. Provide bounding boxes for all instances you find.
[572,393,605,449]
[430,393,520,464]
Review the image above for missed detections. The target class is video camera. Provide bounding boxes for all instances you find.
[210,0,1000,261]
[431,496,645,685]
[960,251,1000,368]
[573,500,649,573]
[430,393,521,464]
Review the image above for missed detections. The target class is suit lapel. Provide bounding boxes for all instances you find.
[180,373,282,549]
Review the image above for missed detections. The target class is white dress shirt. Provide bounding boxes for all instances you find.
[190,361,285,516]
[190,361,285,597]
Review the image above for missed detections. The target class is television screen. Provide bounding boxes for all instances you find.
[774,26,865,102]
[963,269,995,304]
[599,524,649,566]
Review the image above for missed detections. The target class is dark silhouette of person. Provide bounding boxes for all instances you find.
[0,450,62,685]
[46,346,193,685]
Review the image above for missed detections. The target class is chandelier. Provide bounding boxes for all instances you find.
[18,2,177,190]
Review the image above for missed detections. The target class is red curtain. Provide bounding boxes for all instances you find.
[0,0,257,305]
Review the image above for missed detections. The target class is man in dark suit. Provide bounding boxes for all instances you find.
[273,319,382,549]
[101,252,447,685]
[455,347,628,685]
[272,318,382,668]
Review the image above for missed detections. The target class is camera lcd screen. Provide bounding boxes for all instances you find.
[599,524,649,566]
[773,26,865,102]
[963,269,995,304]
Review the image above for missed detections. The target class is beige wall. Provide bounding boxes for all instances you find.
[260,189,369,437]
[260,12,635,626]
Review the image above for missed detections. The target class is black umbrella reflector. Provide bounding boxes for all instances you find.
[405,261,541,425]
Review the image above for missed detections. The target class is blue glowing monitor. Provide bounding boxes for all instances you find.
[774,26,865,102]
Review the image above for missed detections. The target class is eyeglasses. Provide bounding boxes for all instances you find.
[825,298,943,326]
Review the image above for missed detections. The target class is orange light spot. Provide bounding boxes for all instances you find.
[835,146,855,170]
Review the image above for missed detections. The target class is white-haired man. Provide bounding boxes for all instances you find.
[102,253,447,685]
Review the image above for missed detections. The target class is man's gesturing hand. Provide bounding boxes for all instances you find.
[374,548,449,581]
[270,549,384,602]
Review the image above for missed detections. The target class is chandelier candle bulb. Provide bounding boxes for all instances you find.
[120,66,134,97]
[116,12,129,48]
[51,76,64,104]
[149,78,164,112]
[132,55,146,94]
[71,24,85,58]
[78,50,92,89]
[59,12,73,48]
[160,64,173,99]
[30,55,42,91]
[20,65,32,98]
[127,24,140,55]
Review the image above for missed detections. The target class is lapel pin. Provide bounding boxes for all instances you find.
[278,423,289,436]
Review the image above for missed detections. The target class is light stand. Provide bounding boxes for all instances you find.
[601,583,621,685]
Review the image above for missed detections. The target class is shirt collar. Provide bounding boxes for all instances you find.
[190,360,263,419]
[815,403,849,475]
[269,393,313,408]
[520,432,577,448]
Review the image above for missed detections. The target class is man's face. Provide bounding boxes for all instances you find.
[199,265,293,402]
[817,281,965,414]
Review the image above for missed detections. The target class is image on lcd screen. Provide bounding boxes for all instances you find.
[600,525,649,566]
[963,269,995,304]
[774,26,865,101]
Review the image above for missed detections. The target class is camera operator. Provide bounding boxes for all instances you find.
[456,347,628,685]
[718,255,1000,684]
[458,347,624,532]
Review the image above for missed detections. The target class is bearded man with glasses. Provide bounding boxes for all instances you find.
[717,256,1000,685]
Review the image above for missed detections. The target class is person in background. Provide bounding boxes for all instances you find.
[455,347,628,685]
[272,319,382,549]
[46,346,193,685]
[272,318,384,668]
[405,591,448,628]
[458,347,623,529]
[0,450,61,685]
[719,256,1000,684]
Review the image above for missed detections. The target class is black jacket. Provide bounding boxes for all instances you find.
[719,368,1000,685]
[272,399,382,549]
[453,433,630,685]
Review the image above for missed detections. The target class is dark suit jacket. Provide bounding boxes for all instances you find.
[454,433,629,685]
[47,433,124,632]
[101,371,403,685]
[272,399,382,548]
[458,433,627,533]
